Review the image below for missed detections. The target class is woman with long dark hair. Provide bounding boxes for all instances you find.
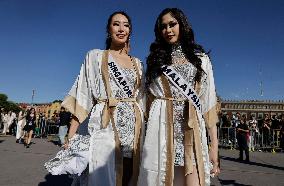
[138,8,219,186]
[45,11,145,186]
[23,108,36,148]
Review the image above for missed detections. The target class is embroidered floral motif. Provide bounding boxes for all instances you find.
[110,67,136,158]
[44,134,90,175]
[170,63,197,166]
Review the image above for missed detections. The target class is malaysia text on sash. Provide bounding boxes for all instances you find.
[161,65,202,113]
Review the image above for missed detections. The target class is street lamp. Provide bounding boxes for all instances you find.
[32,89,35,106]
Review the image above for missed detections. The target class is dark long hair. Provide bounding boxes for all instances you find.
[146,8,205,87]
[105,11,132,50]
[26,107,36,122]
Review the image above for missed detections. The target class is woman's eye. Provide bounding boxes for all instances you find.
[124,24,130,27]
[161,24,167,30]
[169,22,177,28]
[113,23,119,26]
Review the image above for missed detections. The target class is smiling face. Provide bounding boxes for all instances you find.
[161,13,180,44]
[109,13,130,46]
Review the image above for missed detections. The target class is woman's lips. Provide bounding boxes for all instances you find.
[116,34,126,39]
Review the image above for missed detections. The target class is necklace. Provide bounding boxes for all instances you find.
[171,44,187,64]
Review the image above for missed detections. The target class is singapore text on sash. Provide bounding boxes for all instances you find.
[108,60,133,97]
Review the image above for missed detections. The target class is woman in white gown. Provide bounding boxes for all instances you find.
[138,8,220,186]
[16,110,26,143]
[2,111,9,135]
[45,11,145,186]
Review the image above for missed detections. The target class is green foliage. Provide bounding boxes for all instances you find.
[0,93,21,113]
[52,100,62,103]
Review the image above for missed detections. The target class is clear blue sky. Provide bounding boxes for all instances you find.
[0,0,283,103]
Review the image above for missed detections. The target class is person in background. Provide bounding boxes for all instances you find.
[2,111,10,135]
[39,112,46,138]
[0,107,4,130]
[271,115,280,129]
[262,114,271,147]
[7,111,16,135]
[280,115,284,152]
[16,109,26,143]
[58,107,71,146]
[236,115,250,162]
[23,108,36,148]
[248,116,258,151]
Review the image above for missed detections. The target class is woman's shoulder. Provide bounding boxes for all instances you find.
[131,56,144,67]
[196,52,213,72]
[87,49,104,57]
[131,55,142,62]
[82,49,105,67]
[196,52,210,63]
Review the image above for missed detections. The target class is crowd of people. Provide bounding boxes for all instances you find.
[0,107,71,148]
[220,112,284,153]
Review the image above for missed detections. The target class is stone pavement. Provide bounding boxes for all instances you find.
[212,149,284,186]
[0,135,283,186]
[0,135,72,186]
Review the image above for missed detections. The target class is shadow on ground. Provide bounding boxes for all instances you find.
[220,156,284,171]
[38,174,73,186]
[217,178,253,186]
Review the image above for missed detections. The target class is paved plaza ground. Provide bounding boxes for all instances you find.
[0,135,283,186]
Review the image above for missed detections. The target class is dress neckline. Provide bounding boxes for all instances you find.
[108,52,136,70]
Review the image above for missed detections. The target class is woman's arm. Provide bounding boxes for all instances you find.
[63,115,80,149]
[209,125,218,151]
[208,125,220,176]
[67,116,80,140]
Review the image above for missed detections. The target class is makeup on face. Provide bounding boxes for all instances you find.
[109,14,130,45]
[161,13,180,44]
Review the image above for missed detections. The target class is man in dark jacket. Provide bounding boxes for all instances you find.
[236,115,250,162]
[58,107,71,146]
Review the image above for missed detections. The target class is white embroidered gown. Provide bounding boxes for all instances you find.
[138,53,217,186]
[45,50,144,186]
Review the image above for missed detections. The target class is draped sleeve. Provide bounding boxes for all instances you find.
[199,54,219,129]
[61,51,95,123]
[135,58,146,114]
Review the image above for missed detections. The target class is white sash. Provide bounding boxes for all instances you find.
[161,65,203,113]
[108,59,134,97]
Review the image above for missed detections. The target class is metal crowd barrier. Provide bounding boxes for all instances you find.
[218,127,236,150]
[218,127,282,152]
[46,121,59,142]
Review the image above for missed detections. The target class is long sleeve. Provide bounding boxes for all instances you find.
[136,59,146,114]
[61,52,94,123]
[200,54,219,129]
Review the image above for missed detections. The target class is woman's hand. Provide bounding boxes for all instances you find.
[208,125,220,177]
[63,142,69,149]
[209,146,220,177]
[62,116,79,149]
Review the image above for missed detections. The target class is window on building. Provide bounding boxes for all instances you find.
[258,113,263,119]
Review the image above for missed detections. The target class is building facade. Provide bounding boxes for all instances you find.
[17,101,62,119]
[221,100,284,119]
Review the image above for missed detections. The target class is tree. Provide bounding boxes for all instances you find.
[0,93,9,110]
[52,100,62,103]
[0,93,8,105]
[0,93,21,113]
